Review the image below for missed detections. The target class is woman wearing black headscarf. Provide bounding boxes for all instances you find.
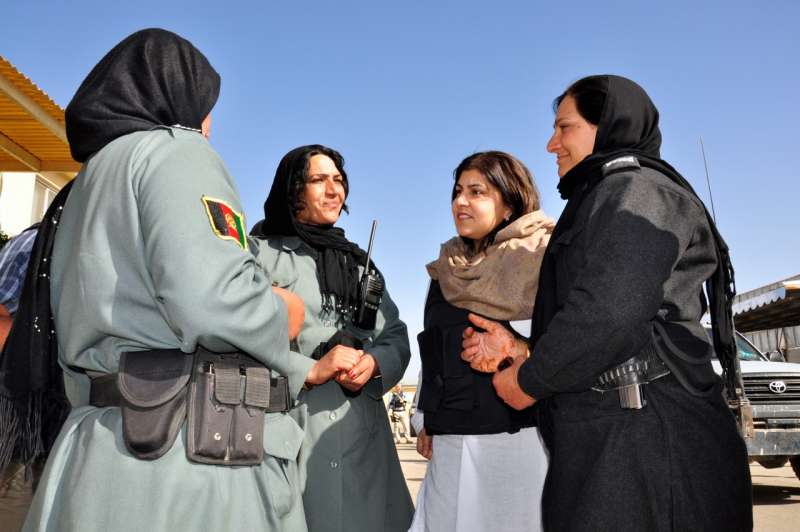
[462,75,752,531]
[252,145,414,532]
[19,29,320,531]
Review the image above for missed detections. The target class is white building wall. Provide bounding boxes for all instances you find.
[0,171,37,236]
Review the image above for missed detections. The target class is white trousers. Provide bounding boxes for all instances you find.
[409,427,548,532]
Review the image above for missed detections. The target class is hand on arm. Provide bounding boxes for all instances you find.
[461,313,528,373]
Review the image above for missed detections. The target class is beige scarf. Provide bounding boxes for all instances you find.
[426,210,555,321]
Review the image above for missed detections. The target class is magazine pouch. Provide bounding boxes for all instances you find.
[117,349,193,460]
[187,348,268,466]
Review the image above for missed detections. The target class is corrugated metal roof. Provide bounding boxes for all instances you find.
[0,55,79,177]
[733,281,800,314]
[733,275,800,332]
[735,274,800,303]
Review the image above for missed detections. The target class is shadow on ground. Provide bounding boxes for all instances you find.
[753,484,800,505]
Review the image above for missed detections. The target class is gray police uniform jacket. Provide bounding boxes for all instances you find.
[256,237,414,532]
[23,128,314,532]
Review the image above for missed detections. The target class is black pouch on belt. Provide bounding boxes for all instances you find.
[117,350,193,460]
[186,348,275,466]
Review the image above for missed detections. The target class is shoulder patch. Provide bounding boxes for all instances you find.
[201,196,246,249]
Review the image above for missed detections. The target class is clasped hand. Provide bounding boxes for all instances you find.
[306,344,377,392]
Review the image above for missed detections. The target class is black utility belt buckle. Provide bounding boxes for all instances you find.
[187,349,289,466]
[591,355,670,410]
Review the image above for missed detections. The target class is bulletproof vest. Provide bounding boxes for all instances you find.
[417,281,536,435]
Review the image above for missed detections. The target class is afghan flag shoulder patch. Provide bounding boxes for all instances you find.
[201,196,247,249]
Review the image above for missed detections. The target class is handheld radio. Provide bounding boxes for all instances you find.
[353,220,384,330]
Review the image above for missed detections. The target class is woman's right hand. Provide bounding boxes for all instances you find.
[416,428,433,460]
[305,345,362,386]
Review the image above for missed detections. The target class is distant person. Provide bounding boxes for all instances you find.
[251,144,414,532]
[411,151,553,532]
[0,225,39,532]
[462,75,752,531]
[15,29,332,532]
[388,384,411,444]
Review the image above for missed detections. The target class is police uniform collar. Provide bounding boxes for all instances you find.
[280,236,303,251]
[601,155,641,177]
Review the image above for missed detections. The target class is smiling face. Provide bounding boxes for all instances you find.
[451,168,512,249]
[295,154,346,225]
[546,95,598,177]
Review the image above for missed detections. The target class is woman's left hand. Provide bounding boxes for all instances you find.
[461,313,525,372]
[335,353,378,392]
[492,355,536,410]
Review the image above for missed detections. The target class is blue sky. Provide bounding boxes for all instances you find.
[4,1,799,381]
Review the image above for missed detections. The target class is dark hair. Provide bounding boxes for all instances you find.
[452,151,540,249]
[553,75,607,126]
[288,144,350,216]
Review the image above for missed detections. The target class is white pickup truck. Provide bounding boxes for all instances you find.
[712,332,800,479]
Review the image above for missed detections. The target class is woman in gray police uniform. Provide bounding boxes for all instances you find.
[21,29,348,532]
[252,145,414,532]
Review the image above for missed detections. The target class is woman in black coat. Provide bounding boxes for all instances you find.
[461,75,752,531]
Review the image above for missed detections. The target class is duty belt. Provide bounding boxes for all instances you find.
[89,371,290,413]
[591,352,670,409]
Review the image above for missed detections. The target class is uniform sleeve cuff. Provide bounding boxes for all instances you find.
[368,347,400,394]
[284,351,316,401]
[517,355,556,401]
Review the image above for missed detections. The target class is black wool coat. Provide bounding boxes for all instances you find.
[518,165,753,532]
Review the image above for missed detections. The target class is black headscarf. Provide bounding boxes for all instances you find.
[0,28,220,471]
[251,145,379,322]
[531,75,739,399]
[66,28,220,162]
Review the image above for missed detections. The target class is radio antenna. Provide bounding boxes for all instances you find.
[699,136,717,223]
[364,220,378,270]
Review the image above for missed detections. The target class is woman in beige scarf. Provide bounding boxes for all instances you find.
[409,151,554,532]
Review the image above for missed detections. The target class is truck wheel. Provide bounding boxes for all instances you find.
[756,456,788,469]
[791,457,800,481]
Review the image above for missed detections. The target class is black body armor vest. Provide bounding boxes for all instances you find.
[417,281,536,435]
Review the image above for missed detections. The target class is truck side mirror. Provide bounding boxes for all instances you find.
[768,351,786,363]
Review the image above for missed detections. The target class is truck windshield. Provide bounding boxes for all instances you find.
[735,335,763,361]
[704,328,766,361]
